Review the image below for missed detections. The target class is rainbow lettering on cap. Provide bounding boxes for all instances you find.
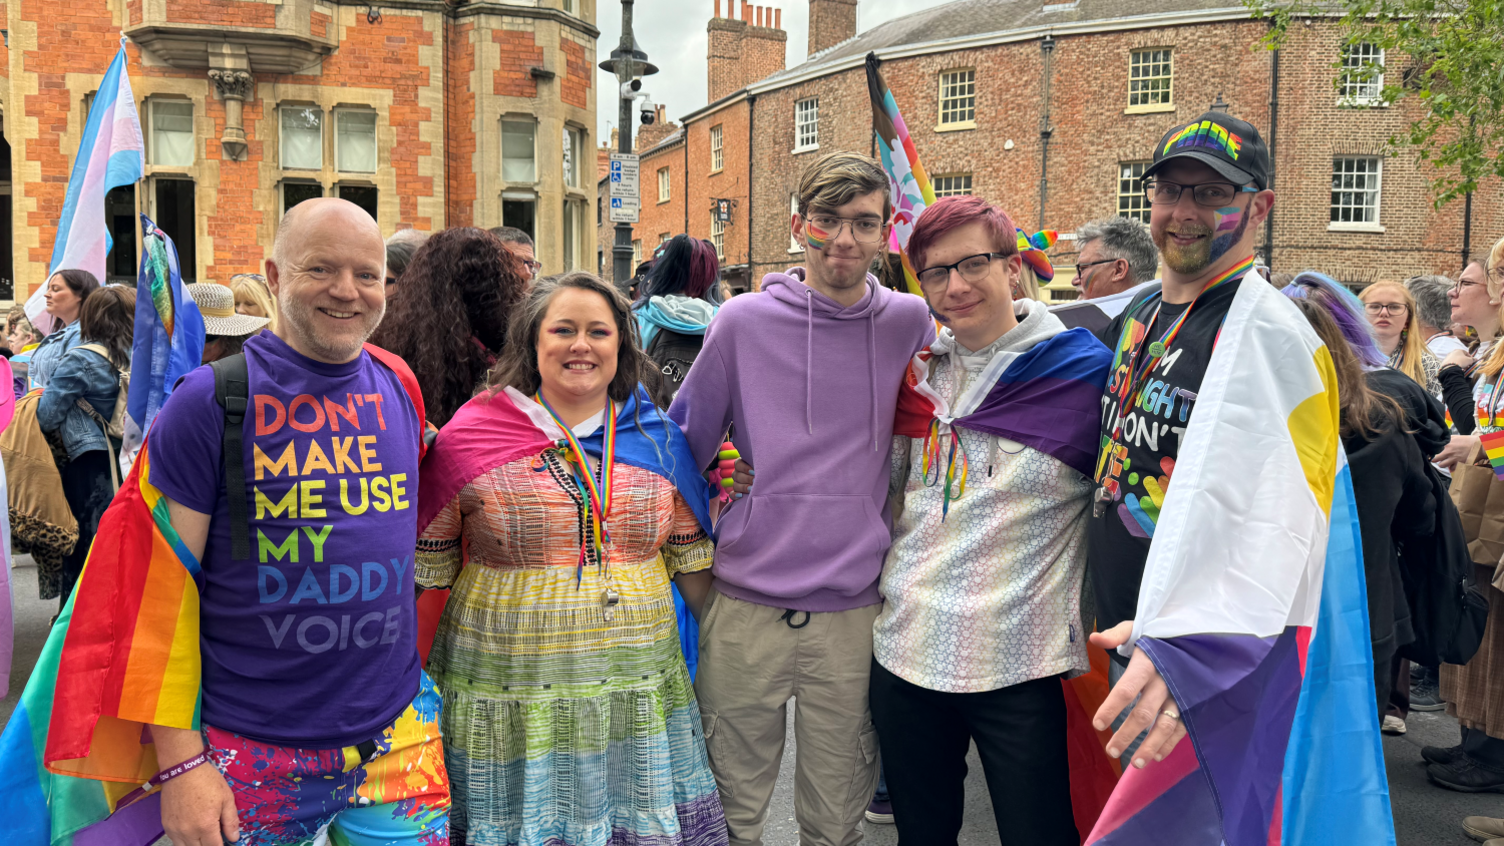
[1162,120,1243,161]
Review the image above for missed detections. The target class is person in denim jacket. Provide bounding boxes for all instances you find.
[29,269,100,391]
[38,286,134,608]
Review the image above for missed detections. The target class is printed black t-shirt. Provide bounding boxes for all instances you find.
[1087,278,1244,643]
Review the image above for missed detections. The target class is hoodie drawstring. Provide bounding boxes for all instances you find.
[806,290,814,435]
[869,311,878,450]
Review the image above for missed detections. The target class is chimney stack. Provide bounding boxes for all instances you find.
[707,1,787,102]
[807,0,858,57]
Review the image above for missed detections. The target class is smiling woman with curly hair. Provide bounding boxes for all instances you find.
[370,226,527,427]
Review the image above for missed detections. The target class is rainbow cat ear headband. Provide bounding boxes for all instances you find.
[1016,228,1058,282]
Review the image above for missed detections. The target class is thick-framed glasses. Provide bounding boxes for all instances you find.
[918,252,1010,289]
[1075,258,1119,278]
[805,214,887,244]
[1364,302,1408,316]
[1454,277,1484,294]
[1142,180,1258,207]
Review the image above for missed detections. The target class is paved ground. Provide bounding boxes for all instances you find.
[4,554,1501,844]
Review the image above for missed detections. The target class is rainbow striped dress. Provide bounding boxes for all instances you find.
[416,388,726,846]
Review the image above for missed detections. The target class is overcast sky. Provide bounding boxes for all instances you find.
[595,0,933,143]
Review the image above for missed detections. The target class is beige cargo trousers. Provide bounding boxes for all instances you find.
[694,588,883,846]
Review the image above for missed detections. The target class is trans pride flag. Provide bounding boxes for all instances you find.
[120,215,204,476]
[866,52,935,296]
[0,441,199,846]
[1087,276,1395,845]
[25,41,144,335]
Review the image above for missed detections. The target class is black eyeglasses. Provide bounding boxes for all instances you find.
[1074,258,1119,278]
[917,252,1010,289]
[1143,180,1258,207]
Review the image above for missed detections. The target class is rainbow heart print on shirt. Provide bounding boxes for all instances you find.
[1119,456,1175,538]
[1480,430,1504,480]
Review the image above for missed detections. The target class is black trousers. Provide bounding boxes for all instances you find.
[868,658,1078,846]
[59,449,113,609]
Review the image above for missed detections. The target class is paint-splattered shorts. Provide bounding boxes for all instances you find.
[205,670,450,846]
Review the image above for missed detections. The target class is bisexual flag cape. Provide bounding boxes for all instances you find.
[415,385,715,669]
[0,346,427,846]
[1087,277,1395,845]
[893,316,1122,836]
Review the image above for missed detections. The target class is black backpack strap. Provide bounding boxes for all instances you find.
[210,354,251,560]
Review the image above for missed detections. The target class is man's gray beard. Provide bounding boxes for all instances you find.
[279,298,385,361]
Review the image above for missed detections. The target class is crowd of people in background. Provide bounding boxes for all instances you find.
[6,106,1504,846]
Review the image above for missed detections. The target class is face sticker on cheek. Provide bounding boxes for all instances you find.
[1212,206,1243,235]
[804,221,831,251]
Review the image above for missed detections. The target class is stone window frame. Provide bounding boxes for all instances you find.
[632,238,643,266]
[335,182,379,223]
[1339,42,1386,107]
[710,124,724,173]
[1330,156,1384,232]
[562,197,586,271]
[1117,161,1151,224]
[501,115,539,187]
[793,97,819,154]
[147,97,196,170]
[563,123,588,191]
[1126,49,1174,114]
[278,102,326,173]
[333,107,379,175]
[279,179,325,218]
[658,166,672,204]
[711,213,726,260]
[936,68,977,131]
[932,173,973,197]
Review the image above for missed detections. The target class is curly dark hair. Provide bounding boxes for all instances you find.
[488,272,658,404]
[369,227,526,427]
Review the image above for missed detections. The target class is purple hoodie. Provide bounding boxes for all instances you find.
[668,269,934,612]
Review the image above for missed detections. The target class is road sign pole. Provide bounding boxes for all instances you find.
[611,0,636,290]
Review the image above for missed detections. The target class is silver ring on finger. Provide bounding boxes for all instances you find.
[1162,708,1180,721]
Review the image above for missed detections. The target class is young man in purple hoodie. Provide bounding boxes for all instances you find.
[669,152,934,846]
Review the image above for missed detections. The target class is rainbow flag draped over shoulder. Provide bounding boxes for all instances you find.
[866,52,934,297]
[25,41,144,335]
[120,215,204,475]
[1087,277,1395,845]
[0,440,199,846]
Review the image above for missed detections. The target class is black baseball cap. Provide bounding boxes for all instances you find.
[1143,111,1270,191]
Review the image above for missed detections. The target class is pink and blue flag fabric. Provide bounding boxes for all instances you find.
[118,215,203,474]
[866,51,934,296]
[26,40,144,334]
[1086,275,1395,845]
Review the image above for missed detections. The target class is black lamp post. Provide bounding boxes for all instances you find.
[1210,92,1231,113]
[599,3,659,289]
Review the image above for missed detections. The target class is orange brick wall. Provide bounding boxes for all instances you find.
[635,137,686,251]
[686,100,751,268]
[447,22,478,228]
[163,0,275,28]
[560,38,591,111]
[495,29,542,99]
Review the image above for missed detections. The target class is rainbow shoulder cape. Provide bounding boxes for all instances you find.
[1087,276,1394,845]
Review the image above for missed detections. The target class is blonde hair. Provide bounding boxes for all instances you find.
[1014,266,1041,302]
[1478,235,1504,378]
[1359,281,1427,385]
[231,273,279,334]
[796,151,891,219]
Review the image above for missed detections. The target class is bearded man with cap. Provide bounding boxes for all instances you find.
[1084,111,1276,770]
[187,282,270,364]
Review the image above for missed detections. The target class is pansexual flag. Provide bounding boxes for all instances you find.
[1087,276,1395,845]
[866,52,935,296]
[0,441,198,846]
[26,41,144,335]
[119,215,204,477]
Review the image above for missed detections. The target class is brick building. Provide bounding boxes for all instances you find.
[0,0,599,304]
[650,0,1502,297]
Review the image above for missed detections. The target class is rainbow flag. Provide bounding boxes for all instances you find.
[119,215,203,476]
[1479,430,1504,480]
[866,52,935,296]
[1087,276,1394,846]
[24,40,144,335]
[0,439,199,846]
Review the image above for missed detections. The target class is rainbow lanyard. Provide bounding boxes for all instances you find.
[1096,255,1254,483]
[535,394,617,582]
[1479,376,1504,430]
[921,418,968,521]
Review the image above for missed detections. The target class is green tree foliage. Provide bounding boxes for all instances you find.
[1245,0,1504,207]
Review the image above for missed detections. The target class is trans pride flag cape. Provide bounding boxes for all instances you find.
[120,216,204,476]
[0,441,198,846]
[866,52,934,297]
[1087,276,1395,845]
[26,40,144,335]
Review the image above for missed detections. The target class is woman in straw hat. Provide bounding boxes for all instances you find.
[188,282,271,364]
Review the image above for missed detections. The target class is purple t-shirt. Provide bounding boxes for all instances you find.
[149,332,422,748]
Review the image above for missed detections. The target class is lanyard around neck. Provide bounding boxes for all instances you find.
[535,394,618,580]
